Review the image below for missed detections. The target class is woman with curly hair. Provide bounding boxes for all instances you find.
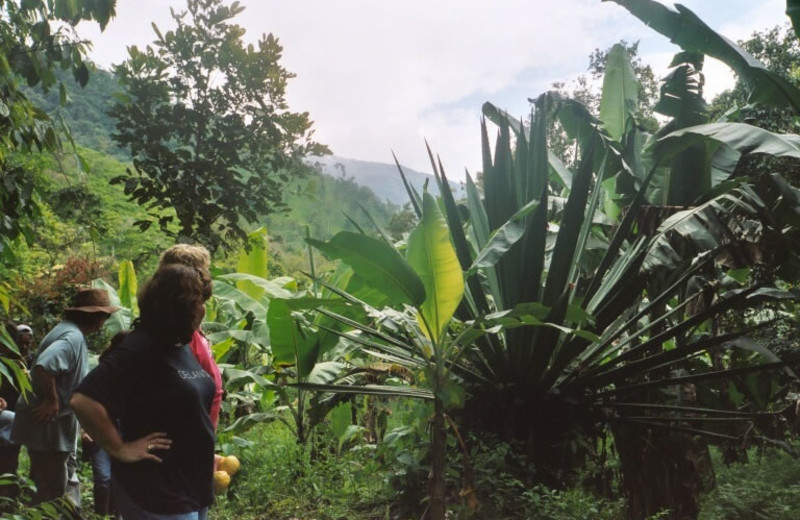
[158,244,223,430]
[71,265,215,520]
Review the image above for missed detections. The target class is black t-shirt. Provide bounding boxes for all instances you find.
[76,328,216,514]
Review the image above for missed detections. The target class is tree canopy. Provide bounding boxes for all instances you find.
[0,0,117,254]
[110,0,330,252]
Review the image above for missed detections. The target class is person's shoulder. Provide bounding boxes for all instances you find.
[41,321,83,347]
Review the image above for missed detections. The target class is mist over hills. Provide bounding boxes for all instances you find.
[308,155,465,206]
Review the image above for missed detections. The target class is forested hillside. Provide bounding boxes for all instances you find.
[18,67,407,276]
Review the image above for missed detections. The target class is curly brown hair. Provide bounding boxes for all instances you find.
[137,264,205,346]
[158,244,213,301]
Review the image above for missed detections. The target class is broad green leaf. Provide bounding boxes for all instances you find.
[308,231,425,307]
[236,227,269,300]
[212,279,267,316]
[599,43,639,141]
[467,198,541,275]
[406,192,465,343]
[657,122,800,162]
[117,260,138,314]
[267,298,318,378]
[218,273,294,300]
[222,367,275,389]
[790,0,800,41]
[211,336,236,361]
[307,361,347,384]
[610,0,800,110]
[329,401,353,442]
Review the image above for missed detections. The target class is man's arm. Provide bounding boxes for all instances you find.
[30,365,58,425]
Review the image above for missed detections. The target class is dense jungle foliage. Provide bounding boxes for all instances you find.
[5,1,800,520]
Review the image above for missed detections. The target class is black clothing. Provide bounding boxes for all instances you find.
[75,328,215,514]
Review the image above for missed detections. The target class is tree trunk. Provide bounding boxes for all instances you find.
[428,396,447,520]
[612,421,715,520]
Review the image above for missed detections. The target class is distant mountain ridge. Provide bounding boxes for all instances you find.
[29,68,462,207]
[307,155,464,206]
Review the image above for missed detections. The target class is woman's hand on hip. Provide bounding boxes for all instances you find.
[114,432,172,463]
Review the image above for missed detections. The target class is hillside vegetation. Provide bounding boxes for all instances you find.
[13,67,404,277]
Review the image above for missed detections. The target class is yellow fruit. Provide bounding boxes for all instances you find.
[213,470,231,494]
[219,455,240,476]
[214,454,224,471]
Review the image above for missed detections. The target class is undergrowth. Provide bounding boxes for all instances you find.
[698,448,800,520]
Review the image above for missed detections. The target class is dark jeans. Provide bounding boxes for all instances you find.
[83,439,115,515]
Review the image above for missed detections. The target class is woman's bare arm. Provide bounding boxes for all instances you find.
[70,392,171,463]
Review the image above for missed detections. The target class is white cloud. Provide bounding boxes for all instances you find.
[78,0,789,178]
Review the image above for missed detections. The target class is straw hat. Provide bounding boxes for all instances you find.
[66,289,120,314]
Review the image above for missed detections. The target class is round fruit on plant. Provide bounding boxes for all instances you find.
[219,455,240,476]
[213,470,231,494]
[214,454,224,471]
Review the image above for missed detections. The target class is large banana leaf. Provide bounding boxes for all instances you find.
[267,298,316,377]
[236,226,270,300]
[609,0,800,110]
[406,192,465,344]
[308,232,426,307]
[599,43,639,141]
[789,0,800,40]
[657,122,800,162]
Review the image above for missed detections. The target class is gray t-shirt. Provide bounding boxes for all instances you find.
[11,320,89,452]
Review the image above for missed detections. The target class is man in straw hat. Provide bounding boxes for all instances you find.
[11,288,118,508]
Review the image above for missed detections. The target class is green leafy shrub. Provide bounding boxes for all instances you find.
[446,434,625,520]
[212,420,398,520]
[699,449,800,520]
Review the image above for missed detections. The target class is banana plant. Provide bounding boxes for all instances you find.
[610,0,800,111]
[304,192,462,519]
[395,71,800,517]
[789,0,800,40]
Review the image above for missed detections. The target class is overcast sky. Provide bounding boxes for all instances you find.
[78,0,789,177]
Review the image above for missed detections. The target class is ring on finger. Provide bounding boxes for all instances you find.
[147,444,154,451]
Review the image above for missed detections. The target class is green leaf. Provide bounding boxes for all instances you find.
[117,260,138,315]
[222,367,275,389]
[599,44,639,141]
[267,298,318,378]
[467,198,541,275]
[789,0,800,41]
[406,192,465,343]
[542,135,596,307]
[610,0,800,110]
[212,279,267,316]
[308,231,425,307]
[329,401,352,442]
[218,273,293,300]
[657,122,800,162]
[236,227,269,300]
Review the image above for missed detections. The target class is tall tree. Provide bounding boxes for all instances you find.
[0,0,116,254]
[110,0,329,252]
